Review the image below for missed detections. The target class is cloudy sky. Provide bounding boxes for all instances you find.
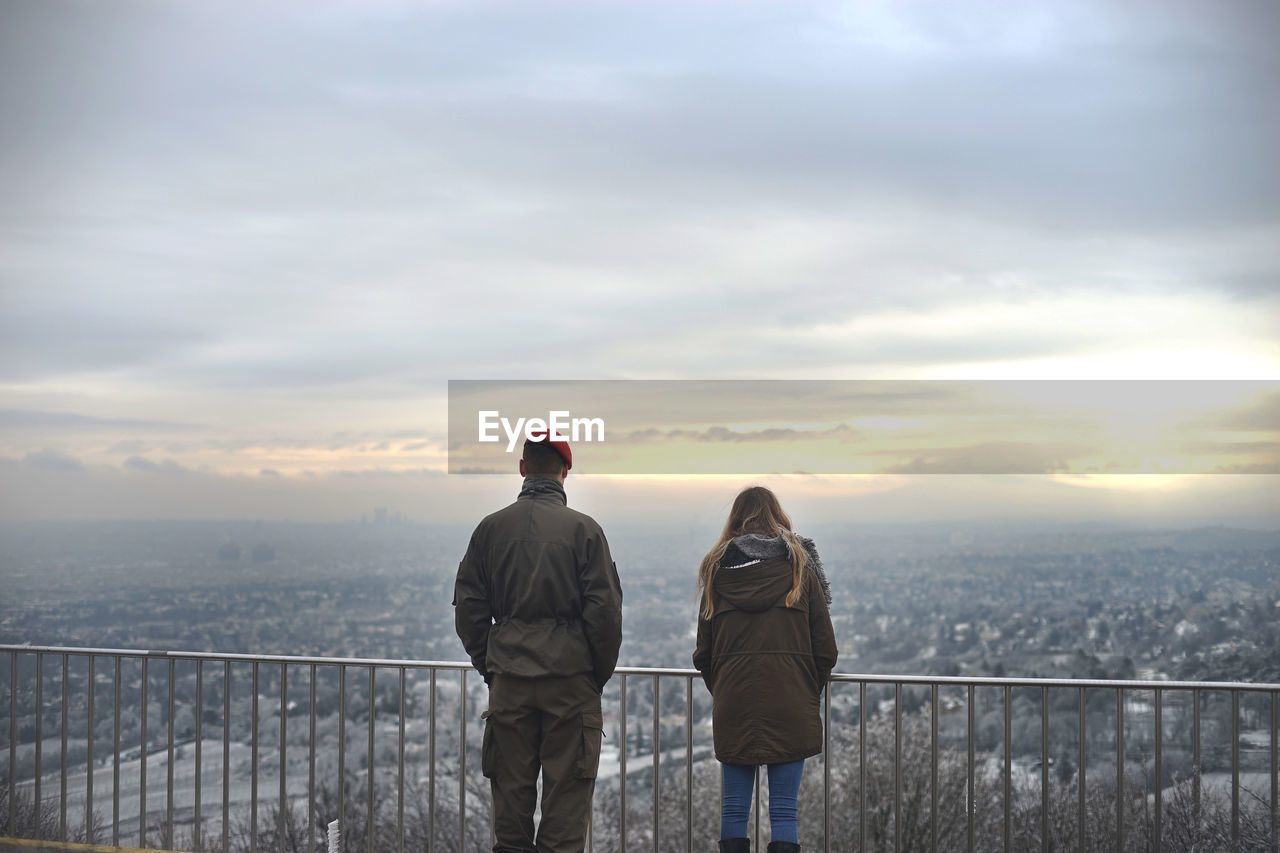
[1,0,1277,524]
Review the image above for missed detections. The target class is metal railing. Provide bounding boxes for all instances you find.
[2,644,1277,852]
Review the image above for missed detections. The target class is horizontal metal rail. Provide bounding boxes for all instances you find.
[4,645,1278,692]
[3,644,1278,852]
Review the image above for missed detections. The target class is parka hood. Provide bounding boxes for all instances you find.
[714,555,796,613]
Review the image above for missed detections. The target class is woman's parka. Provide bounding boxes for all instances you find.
[692,535,838,765]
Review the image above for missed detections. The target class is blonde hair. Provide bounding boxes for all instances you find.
[697,486,807,620]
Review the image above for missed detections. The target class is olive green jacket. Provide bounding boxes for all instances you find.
[454,476,623,692]
[693,552,838,765]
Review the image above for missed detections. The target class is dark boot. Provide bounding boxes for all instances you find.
[719,839,750,853]
[766,843,800,853]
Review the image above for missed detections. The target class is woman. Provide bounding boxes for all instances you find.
[692,486,838,853]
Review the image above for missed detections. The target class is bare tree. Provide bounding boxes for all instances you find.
[0,778,64,842]
[807,709,1002,852]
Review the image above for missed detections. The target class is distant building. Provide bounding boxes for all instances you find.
[217,542,241,562]
[251,544,275,563]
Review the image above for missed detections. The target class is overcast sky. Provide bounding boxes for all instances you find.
[0,0,1277,524]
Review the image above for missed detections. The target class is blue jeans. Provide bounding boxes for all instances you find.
[721,759,804,844]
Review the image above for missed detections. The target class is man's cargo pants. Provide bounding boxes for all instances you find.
[482,672,604,853]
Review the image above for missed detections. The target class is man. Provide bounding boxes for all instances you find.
[453,430,623,853]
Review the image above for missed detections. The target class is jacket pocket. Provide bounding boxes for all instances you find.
[480,710,497,779]
[575,710,604,779]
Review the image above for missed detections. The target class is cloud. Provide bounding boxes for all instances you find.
[259,468,281,477]
[0,409,198,431]
[107,439,159,454]
[122,456,195,475]
[878,442,1082,475]
[1219,272,1280,301]
[123,455,160,472]
[1,0,1277,514]
[1181,441,1280,456]
[23,448,84,472]
[1210,461,1280,474]
[1,0,1276,397]
[616,423,862,444]
[0,305,215,382]
[6,456,1277,526]
[331,467,446,479]
[1205,391,1280,432]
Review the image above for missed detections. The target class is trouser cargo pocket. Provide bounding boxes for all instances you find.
[480,710,498,779]
[575,709,603,779]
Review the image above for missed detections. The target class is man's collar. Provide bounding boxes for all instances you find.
[517,475,567,505]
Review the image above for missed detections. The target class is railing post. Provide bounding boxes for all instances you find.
[309,663,318,853]
[223,659,231,849]
[619,674,627,852]
[280,662,288,853]
[113,655,121,847]
[1192,687,1201,839]
[85,654,95,844]
[367,666,376,853]
[338,664,346,847]
[458,668,466,851]
[34,653,42,842]
[1116,687,1124,852]
[931,682,938,853]
[139,655,147,848]
[1040,684,1048,853]
[195,659,203,851]
[753,764,760,852]
[686,676,694,853]
[1231,688,1240,845]
[1154,687,1163,852]
[1270,690,1277,853]
[60,652,68,842]
[428,668,436,849]
[967,683,975,853]
[7,652,16,835]
[824,682,831,853]
[252,659,260,853]
[1077,686,1085,852]
[895,681,903,853]
[652,674,660,853]
[168,656,176,846]
[860,680,867,853]
[397,666,406,853]
[1003,684,1011,853]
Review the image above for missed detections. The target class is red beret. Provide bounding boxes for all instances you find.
[524,429,572,470]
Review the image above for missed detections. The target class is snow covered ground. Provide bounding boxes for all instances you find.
[15,738,317,846]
